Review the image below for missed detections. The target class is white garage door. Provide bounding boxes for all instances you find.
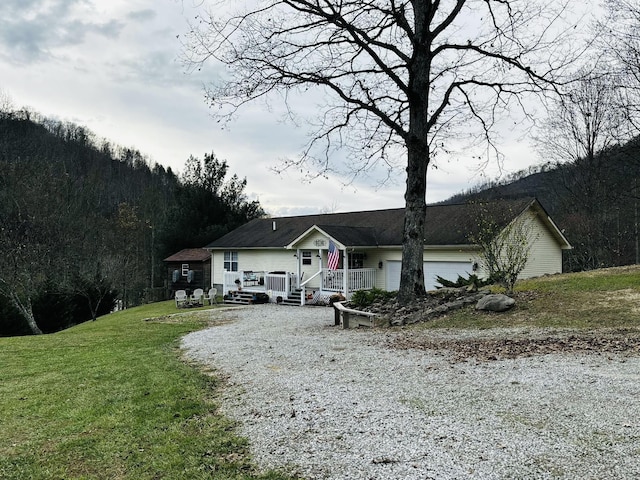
[386,260,474,291]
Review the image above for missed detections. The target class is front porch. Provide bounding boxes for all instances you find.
[222,268,376,305]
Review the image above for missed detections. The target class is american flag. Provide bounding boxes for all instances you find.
[327,240,340,270]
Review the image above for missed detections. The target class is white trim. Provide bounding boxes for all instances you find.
[286,225,347,250]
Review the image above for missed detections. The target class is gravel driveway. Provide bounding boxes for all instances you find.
[181,304,640,479]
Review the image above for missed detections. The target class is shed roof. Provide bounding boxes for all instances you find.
[205,198,567,250]
[163,248,211,262]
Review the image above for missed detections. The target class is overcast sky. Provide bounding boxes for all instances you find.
[0,0,557,217]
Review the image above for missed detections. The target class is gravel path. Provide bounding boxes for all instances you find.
[181,304,640,479]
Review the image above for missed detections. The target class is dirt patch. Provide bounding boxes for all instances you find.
[388,328,640,362]
[608,289,640,313]
[144,309,236,326]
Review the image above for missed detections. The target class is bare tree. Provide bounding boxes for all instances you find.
[183,0,587,303]
[600,0,640,127]
[0,201,50,335]
[0,89,14,117]
[0,247,45,335]
[536,70,629,166]
[469,203,536,293]
[534,70,632,270]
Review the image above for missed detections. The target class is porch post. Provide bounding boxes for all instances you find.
[210,250,214,288]
[296,248,301,288]
[343,248,349,298]
[318,249,323,293]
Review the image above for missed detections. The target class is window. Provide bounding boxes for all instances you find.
[224,251,238,271]
[302,251,312,265]
[181,263,189,276]
[348,252,365,269]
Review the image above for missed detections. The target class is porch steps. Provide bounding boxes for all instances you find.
[280,290,302,306]
[223,290,306,306]
[223,291,255,305]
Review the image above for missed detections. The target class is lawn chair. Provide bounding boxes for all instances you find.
[175,290,188,308]
[203,287,217,305]
[191,288,204,306]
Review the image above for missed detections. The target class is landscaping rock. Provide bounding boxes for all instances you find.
[475,294,516,312]
[352,289,493,327]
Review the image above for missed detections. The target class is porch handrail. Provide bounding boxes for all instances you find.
[300,269,322,288]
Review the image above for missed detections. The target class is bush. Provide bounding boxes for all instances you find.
[435,273,493,289]
[350,288,396,308]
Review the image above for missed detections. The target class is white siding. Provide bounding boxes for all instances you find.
[520,212,563,278]
[211,250,298,286]
[472,211,564,281]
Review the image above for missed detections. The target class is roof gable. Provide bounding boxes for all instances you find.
[286,224,379,249]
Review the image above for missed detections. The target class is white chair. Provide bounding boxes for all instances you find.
[191,288,204,306]
[175,290,188,308]
[203,287,217,305]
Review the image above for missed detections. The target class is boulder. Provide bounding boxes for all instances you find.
[475,294,516,312]
[329,292,346,306]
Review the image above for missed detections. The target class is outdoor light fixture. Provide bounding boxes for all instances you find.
[378,261,383,269]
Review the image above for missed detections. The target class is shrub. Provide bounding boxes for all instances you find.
[350,288,396,308]
[435,273,493,289]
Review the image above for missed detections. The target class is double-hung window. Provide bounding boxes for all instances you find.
[224,251,238,272]
[302,251,312,265]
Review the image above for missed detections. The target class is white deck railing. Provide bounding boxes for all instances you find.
[322,268,376,293]
[265,272,297,299]
[223,268,374,303]
[223,270,298,300]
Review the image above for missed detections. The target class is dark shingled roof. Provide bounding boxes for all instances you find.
[206,198,543,249]
[163,248,211,262]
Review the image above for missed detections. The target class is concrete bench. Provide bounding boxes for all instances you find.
[332,301,376,329]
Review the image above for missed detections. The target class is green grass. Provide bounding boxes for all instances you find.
[0,301,291,480]
[517,264,640,293]
[4,266,639,478]
[418,265,640,330]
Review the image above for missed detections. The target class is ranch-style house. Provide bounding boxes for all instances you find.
[205,197,571,305]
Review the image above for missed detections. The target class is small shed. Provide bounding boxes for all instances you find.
[163,248,211,298]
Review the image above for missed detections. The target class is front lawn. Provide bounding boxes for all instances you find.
[417,265,640,330]
[0,301,290,480]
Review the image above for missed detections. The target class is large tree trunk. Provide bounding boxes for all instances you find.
[398,141,428,305]
[397,3,430,305]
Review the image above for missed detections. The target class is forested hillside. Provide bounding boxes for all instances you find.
[0,108,263,336]
[445,137,640,273]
